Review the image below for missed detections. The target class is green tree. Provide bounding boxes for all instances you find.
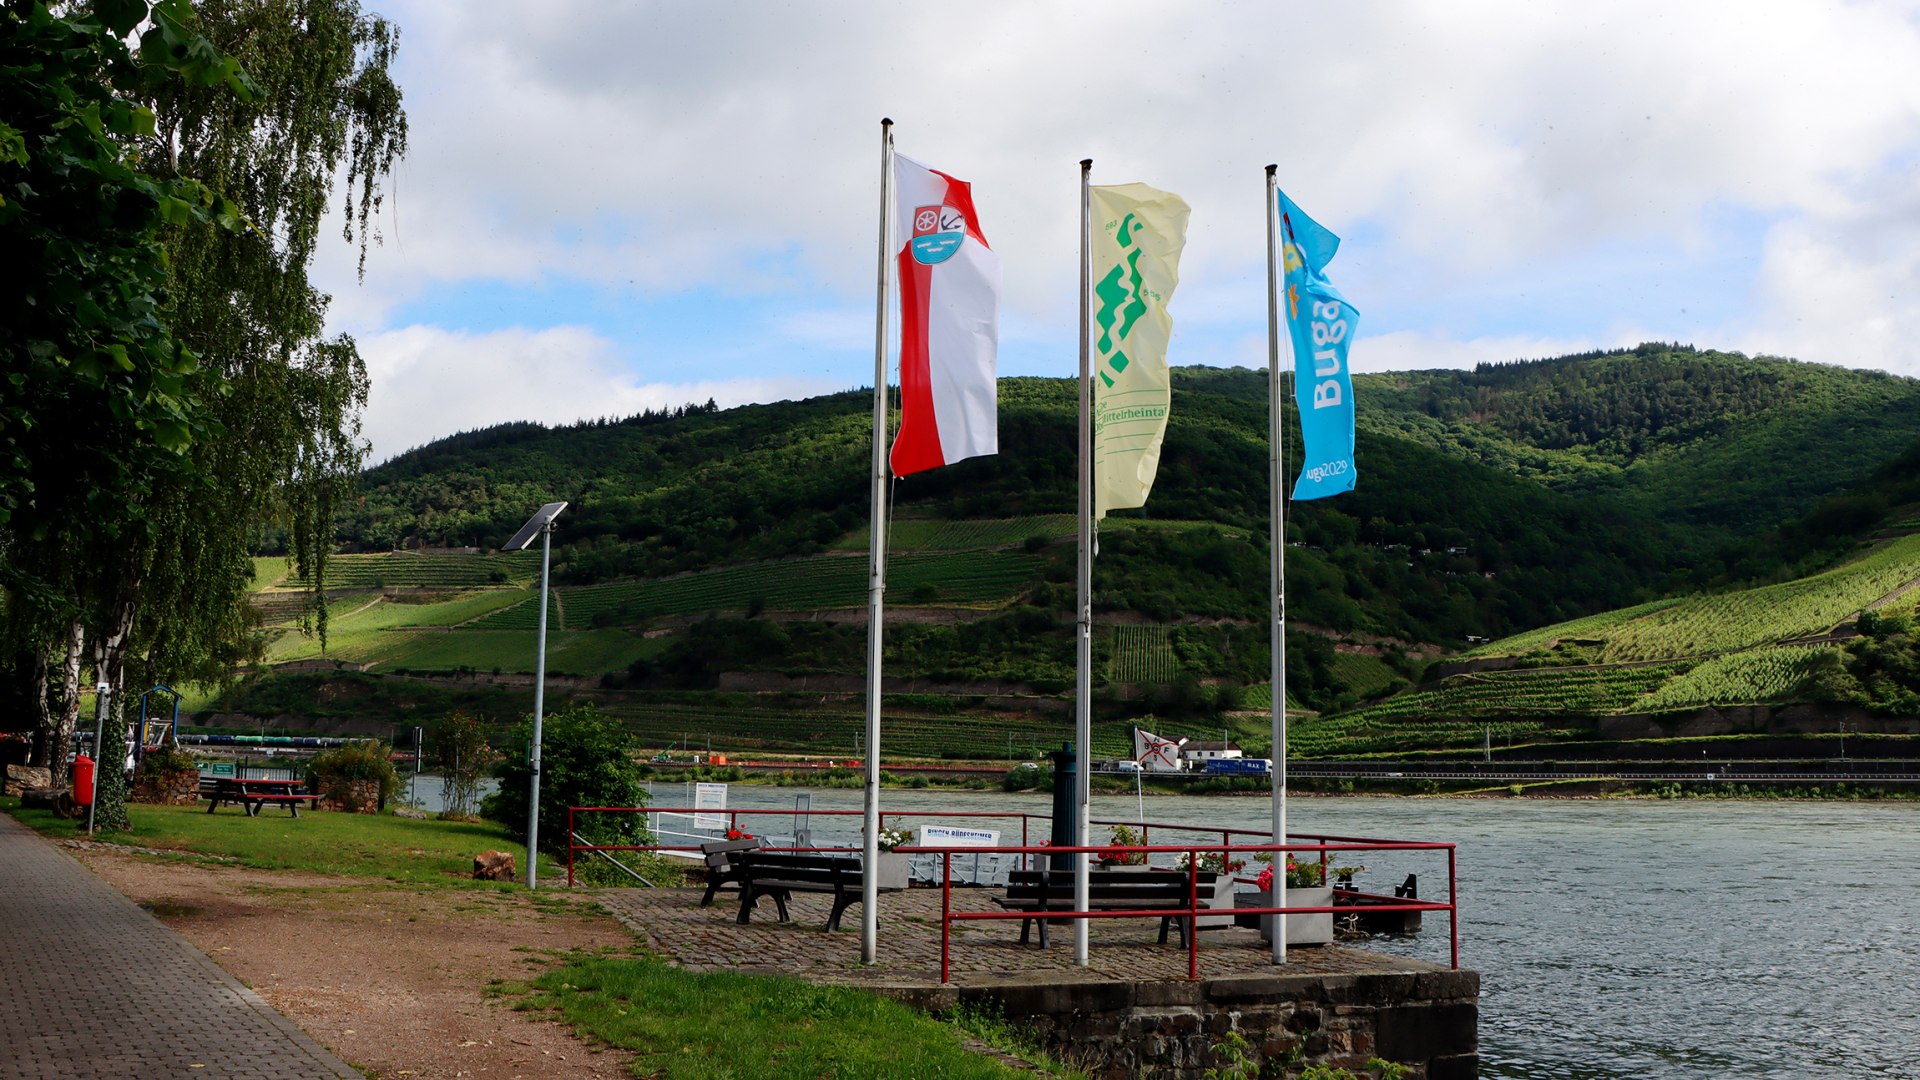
[484,703,652,855]
[1,0,255,793]
[429,709,494,820]
[54,0,404,830]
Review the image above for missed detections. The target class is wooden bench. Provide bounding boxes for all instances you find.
[699,837,763,906]
[734,852,902,932]
[993,868,1219,948]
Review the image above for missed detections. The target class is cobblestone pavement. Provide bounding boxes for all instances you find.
[596,883,1449,988]
[0,812,360,1080]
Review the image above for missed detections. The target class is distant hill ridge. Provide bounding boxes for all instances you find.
[226,345,1920,742]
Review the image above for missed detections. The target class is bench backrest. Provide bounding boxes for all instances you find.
[740,852,863,889]
[1004,869,1217,907]
[701,837,762,870]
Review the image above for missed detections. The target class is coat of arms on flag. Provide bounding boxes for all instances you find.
[910,205,966,265]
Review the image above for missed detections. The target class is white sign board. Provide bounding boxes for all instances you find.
[920,824,1000,847]
[694,782,728,830]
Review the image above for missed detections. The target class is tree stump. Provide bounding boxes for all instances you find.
[473,850,517,882]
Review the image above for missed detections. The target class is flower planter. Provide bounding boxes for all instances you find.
[1234,887,1334,945]
[871,851,911,890]
[1196,874,1237,930]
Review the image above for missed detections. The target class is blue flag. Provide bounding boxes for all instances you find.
[1277,187,1358,500]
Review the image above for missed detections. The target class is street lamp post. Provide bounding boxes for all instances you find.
[85,681,110,835]
[504,502,568,889]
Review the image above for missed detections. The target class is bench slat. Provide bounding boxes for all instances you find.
[993,869,1218,949]
[733,853,901,932]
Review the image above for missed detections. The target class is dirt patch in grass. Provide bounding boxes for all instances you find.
[72,846,637,1079]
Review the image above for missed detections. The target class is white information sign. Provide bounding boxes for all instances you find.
[920,824,1000,847]
[694,782,728,831]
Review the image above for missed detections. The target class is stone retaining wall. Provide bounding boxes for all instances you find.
[130,768,201,806]
[885,969,1478,1079]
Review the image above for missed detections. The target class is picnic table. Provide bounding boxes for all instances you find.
[204,777,321,818]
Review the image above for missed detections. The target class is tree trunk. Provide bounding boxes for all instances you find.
[29,620,85,787]
[89,593,138,831]
[28,648,49,768]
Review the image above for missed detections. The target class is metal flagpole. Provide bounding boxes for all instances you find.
[861,117,895,965]
[1075,157,1094,966]
[1265,164,1289,963]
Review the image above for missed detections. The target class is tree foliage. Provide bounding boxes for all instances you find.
[429,709,493,820]
[0,0,256,784]
[1809,612,1920,715]
[1,0,405,827]
[484,703,652,854]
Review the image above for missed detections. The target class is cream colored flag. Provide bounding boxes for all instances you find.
[1090,183,1189,517]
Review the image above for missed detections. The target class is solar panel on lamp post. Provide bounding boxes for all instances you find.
[503,501,567,889]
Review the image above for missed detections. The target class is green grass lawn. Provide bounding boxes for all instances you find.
[508,952,1073,1079]
[2,797,563,885]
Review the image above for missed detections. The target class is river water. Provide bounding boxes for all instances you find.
[624,786,1919,1079]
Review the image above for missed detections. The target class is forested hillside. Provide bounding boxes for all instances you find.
[219,346,1920,746]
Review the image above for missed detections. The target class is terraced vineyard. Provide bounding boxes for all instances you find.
[1328,652,1406,700]
[462,590,563,630]
[1337,663,1694,723]
[1108,625,1178,684]
[376,628,653,676]
[287,551,541,589]
[1468,534,1920,663]
[1632,645,1836,711]
[1241,684,1306,711]
[475,551,1045,629]
[1287,714,1577,758]
[839,515,1073,552]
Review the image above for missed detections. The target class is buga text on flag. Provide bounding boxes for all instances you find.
[1277,187,1358,500]
[890,154,1001,476]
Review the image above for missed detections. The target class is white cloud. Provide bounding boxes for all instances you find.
[358,325,836,463]
[1352,330,1632,374]
[1732,176,1920,374]
[304,0,1920,450]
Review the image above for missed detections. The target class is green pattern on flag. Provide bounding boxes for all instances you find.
[1090,184,1189,518]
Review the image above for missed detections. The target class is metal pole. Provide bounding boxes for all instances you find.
[1265,164,1289,963]
[411,725,421,806]
[85,683,109,835]
[861,117,895,965]
[1074,157,1094,966]
[526,522,553,889]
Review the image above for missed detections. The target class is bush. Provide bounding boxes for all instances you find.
[307,740,401,811]
[483,702,652,854]
[134,744,199,783]
[429,710,495,820]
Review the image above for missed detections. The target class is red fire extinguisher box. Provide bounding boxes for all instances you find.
[73,754,95,806]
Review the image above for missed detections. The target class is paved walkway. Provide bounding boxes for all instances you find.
[597,883,1452,987]
[0,812,359,1080]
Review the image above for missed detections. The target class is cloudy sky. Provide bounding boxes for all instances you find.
[309,1,1920,462]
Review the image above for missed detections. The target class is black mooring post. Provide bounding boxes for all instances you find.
[1049,742,1078,871]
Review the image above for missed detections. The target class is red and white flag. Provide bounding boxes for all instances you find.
[890,154,1000,476]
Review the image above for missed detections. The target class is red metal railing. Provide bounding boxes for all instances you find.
[565,806,1457,982]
